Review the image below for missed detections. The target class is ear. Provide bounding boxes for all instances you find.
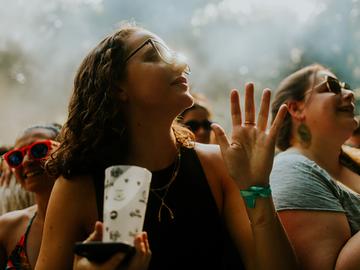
[287,100,305,122]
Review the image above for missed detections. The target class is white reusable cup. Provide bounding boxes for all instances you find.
[103,165,152,246]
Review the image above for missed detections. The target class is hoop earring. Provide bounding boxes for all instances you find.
[297,122,311,147]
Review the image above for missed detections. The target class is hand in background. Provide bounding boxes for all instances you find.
[73,221,151,270]
[212,83,287,189]
[0,159,12,187]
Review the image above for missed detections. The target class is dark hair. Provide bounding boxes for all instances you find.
[46,24,193,178]
[271,63,327,151]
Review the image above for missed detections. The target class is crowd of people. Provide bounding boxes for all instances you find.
[0,22,359,270]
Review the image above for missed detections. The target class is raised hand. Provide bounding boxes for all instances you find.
[212,83,287,189]
[0,160,13,187]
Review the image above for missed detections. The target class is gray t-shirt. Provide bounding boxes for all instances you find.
[270,149,360,235]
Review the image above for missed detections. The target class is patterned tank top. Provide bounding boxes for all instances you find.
[6,213,37,270]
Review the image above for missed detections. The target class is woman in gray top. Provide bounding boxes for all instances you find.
[270,63,360,269]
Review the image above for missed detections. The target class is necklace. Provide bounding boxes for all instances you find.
[151,149,181,222]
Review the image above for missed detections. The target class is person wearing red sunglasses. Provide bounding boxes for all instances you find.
[0,124,61,269]
[35,24,297,270]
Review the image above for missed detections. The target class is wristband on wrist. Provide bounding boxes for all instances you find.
[240,185,272,208]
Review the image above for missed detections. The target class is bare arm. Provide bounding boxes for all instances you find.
[35,175,97,270]
[0,218,8,269]
[212,84,298,270]
[279,210,360,270]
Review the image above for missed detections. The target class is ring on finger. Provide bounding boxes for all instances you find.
[244,120,256,125]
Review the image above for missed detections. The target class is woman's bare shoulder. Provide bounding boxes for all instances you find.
[0,205,36,227]
[195,143,226,171]
[194,143,221,157]
[52,174,95,199]
[48,174,98,234]
[0,205,36,248]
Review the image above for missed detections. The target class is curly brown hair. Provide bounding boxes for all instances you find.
[271,63,327,151]
[46,24,194,178]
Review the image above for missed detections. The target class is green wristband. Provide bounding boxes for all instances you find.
[240,185,272,208]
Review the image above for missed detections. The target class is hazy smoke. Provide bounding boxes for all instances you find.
[1,0,359,144]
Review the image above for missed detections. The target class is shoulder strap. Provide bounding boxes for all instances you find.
[23,212,37,245]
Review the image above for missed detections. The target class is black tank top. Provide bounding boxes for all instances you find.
[93,146,244,270]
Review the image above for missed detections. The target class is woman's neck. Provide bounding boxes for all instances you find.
[33,189,52,221]
[126,122,178,171]
[292,139,343,178]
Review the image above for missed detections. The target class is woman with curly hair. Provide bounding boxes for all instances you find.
[35,23,297,270]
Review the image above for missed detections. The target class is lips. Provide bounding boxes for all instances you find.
[171,75,188,86]
[24,169,44,178]
[338,105,355,114]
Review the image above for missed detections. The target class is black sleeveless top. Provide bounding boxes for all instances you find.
[93,146,244,270]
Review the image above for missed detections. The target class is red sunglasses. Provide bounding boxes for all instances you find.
[3,140,53,168]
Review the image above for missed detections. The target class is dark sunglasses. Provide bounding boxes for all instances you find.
[3,140,53,168]
[315,75,352,94]
[184,120,213,132]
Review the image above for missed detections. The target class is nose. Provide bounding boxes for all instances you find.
[171,54,190,75]
[21,149,34,166]
[342,88,355,102]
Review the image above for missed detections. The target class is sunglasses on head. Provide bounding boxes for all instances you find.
[314,75,352,94]
[184,120,213,132]
[3,140,53,168]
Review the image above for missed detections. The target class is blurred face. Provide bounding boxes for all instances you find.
[303,69,357,140]
[120,30,193,118]
[10,128,59,192]
[182,107,212,144]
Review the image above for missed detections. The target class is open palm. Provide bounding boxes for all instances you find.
[212,83,287,189]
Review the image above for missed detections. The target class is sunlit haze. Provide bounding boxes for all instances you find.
[1,0,359,144]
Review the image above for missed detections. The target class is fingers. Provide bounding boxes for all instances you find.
[0,163,12,187]
[99,252,126,269]
[129,232,151,270]
[244,83,256,126]
[134,232,151,254]
[257,88,271,131]
[84,221,103,243]
[211,123,230,152]
[230,89,242,126]
[268,104,288,143]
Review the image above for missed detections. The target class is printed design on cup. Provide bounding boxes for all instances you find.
[110,210,118,219]
[129,209,142,218]
[110,167,124,178]
[109,230,121,242]
[103,165,152,246]
[139,190,147,204]
[128,228,139,238]
[114,189,125,201]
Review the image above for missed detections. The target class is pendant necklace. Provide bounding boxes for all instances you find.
[151,149,181,222]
